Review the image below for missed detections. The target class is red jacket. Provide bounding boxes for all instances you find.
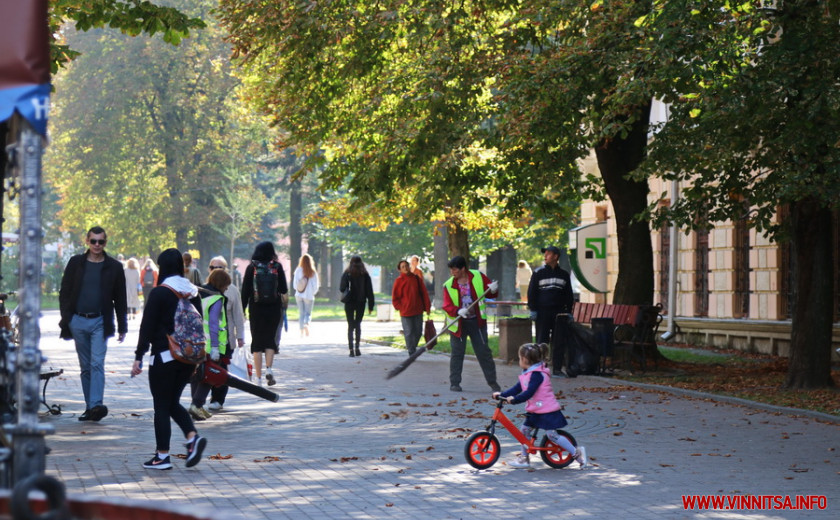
[392,272,431,317]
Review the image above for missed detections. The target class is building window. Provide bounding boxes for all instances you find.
[694,228,709,317]
[659,222,670,312]
[734,217,750,318]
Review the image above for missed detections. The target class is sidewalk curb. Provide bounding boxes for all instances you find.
[590,375,840,425]
[367,334,840,424]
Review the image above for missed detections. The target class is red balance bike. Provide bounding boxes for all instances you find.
[464,397,577,470]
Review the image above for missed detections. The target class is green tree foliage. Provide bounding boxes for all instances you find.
[49,0,205,71]
[214,169,275,266]
[215,0,582,260]
[45,0,264,257]
[639,1,840,388]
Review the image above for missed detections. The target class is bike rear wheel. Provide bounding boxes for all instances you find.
[464,431,501,470]
[539,429,577,469]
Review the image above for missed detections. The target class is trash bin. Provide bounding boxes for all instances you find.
[376,303,392,322]
[591,317,614,374]
[591,317,615,357]
[551,313,573,372]
[498,318,532,363]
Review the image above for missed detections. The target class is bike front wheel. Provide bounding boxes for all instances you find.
[539,430,577,469]
[464,431,501,470]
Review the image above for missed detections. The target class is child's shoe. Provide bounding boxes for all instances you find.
[574,446,587,469]
[265,369,276,386]
[508,454,531,469]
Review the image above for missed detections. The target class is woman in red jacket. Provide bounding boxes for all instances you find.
[391,260,431,355]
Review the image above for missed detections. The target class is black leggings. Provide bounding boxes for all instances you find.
[344,303,365,348]
[149,358,196,452]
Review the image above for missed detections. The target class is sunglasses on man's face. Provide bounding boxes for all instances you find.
[89,239,106,245]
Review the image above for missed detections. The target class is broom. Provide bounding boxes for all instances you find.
[386,290,491,380]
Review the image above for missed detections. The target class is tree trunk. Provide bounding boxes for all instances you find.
[785,198,835,388]
[229,215,236,270]
[308,236,323,273]
[594,101,655,306]
[330,246,344,302]
[447,221,469,261]
[289,180,302,269]
[433,221,448,308]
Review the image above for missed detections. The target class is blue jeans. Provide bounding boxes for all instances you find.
[69,315,107,409]
[297,297,314,329]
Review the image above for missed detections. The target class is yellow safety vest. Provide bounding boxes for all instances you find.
[443,270,486,332]
[202,294,229,354]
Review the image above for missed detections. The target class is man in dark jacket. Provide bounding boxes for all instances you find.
[527,245,574,348]
[59,226,128,421]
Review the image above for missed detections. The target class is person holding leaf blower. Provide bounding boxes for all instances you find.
[442,256,501,393]
[189,268,233,421]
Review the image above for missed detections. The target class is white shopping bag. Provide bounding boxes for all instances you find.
[230,347,252,380]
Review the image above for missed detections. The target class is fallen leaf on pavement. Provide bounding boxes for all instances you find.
[209,453,233,460]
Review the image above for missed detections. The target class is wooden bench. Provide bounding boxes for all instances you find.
[573,302,664,371]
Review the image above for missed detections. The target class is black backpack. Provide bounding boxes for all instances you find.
[251,260,280,304]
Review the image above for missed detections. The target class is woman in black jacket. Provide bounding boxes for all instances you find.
[339,255,375,357]
[241,241,288,386]
[131,248,207,470]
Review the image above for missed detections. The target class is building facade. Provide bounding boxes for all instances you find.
[578,164,840,361]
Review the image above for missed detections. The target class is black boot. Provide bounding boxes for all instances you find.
[349,345,355,357]
[354,345,361,357]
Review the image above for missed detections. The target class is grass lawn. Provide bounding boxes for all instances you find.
[368,333,501,358]
[622,343,840,417]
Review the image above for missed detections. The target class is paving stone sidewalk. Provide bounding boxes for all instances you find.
[30,311,840,519]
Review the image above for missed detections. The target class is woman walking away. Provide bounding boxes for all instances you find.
[339,255,374,357]
[140,258,158,308]
[124,258,141,319]
[293,254,320,337]
[131,248,208,470]
[493,343,587,470]
[205,256,246,411]
[241,241,287,386]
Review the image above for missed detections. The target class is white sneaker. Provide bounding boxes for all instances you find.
[508,454,531,469]
[207,402,222,411]
[256,376,263,387]
[574,446,587,469]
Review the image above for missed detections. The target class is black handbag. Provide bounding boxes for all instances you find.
[340,275,352,303]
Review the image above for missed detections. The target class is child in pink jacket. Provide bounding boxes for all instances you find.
[493,343,587,469]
